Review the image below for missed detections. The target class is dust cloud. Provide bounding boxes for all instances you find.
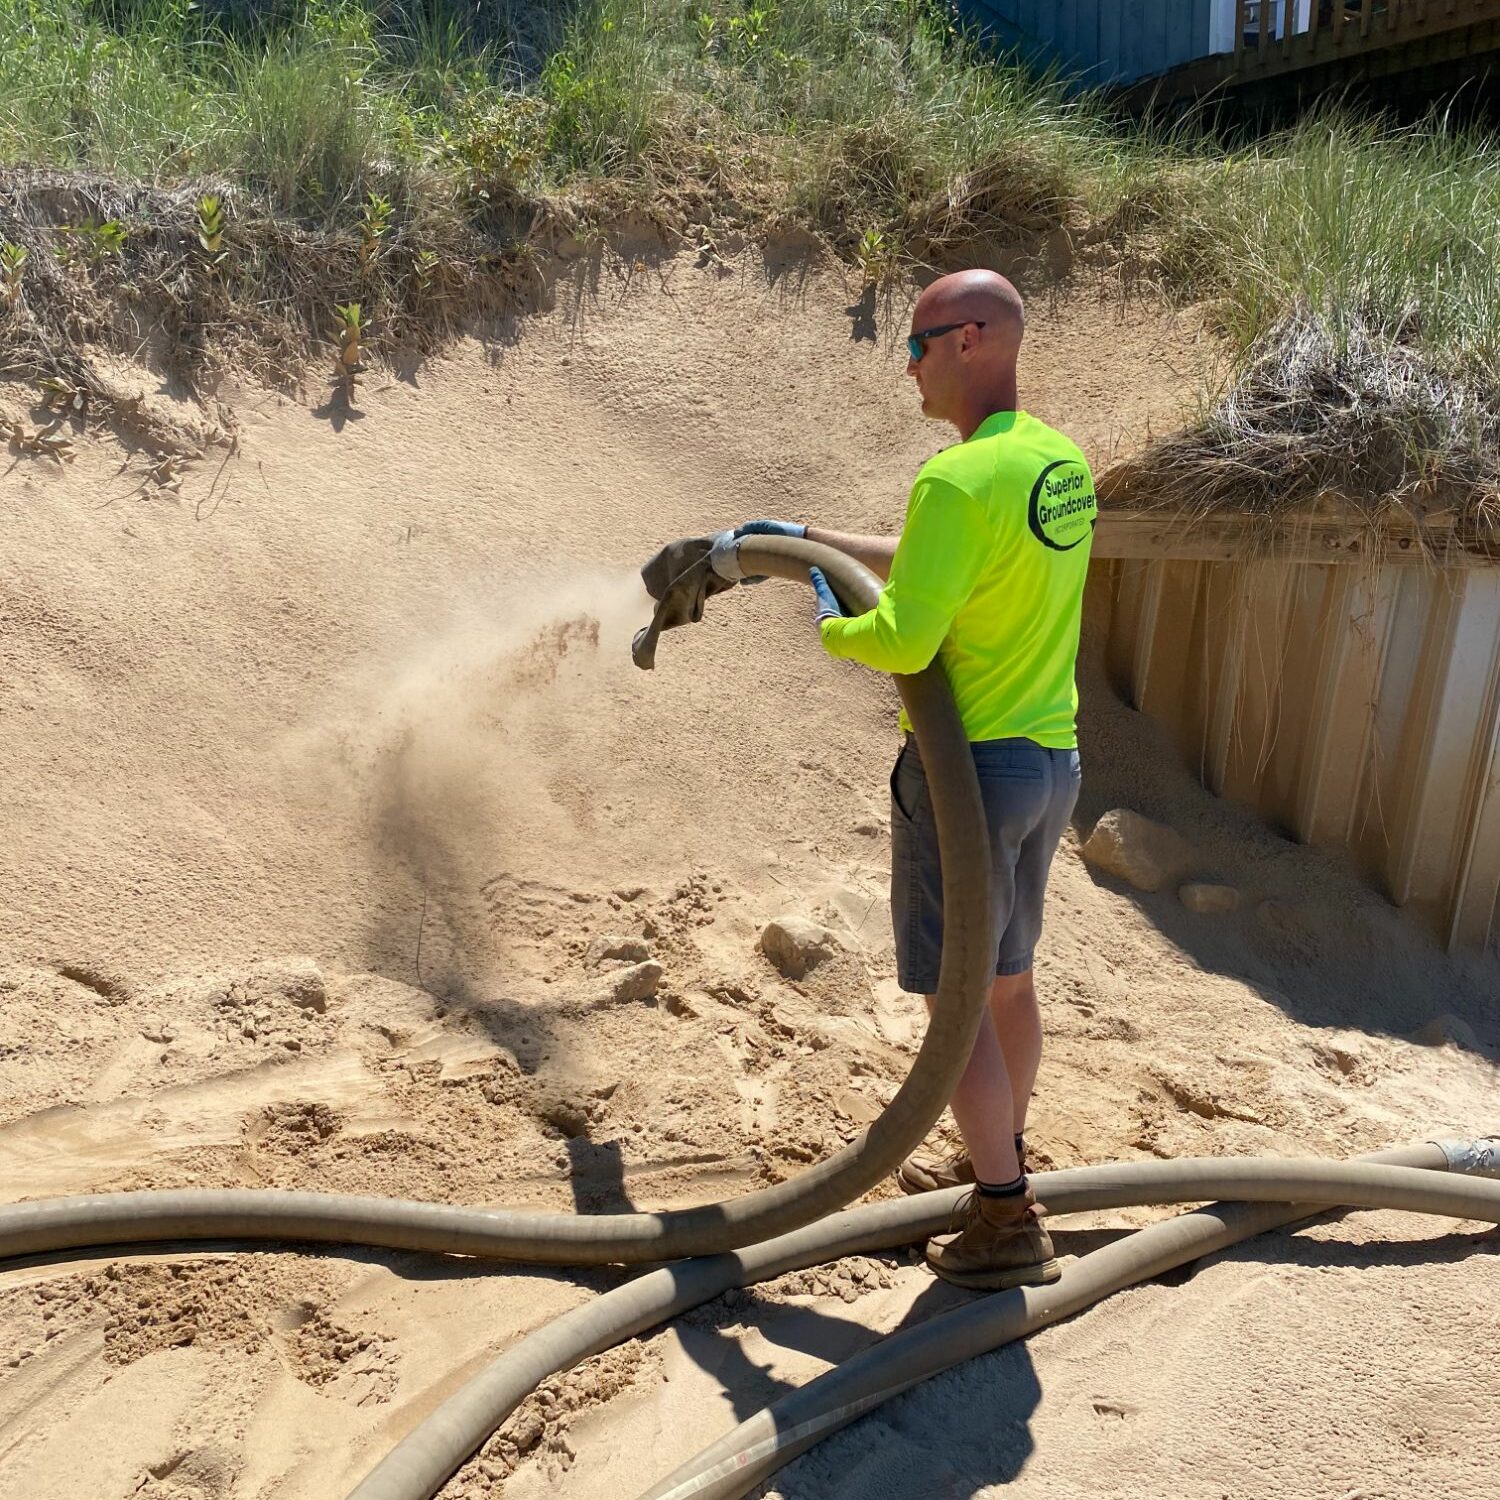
[296,569,650,996]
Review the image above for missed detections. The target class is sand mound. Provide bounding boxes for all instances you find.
[1,249,1497,1500]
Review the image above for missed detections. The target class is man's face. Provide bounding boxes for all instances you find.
[906,315,965,423]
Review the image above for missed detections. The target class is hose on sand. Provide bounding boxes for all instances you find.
[635,1140,1500,1500]
[1,537,990,1268]
[343,1143,1500,1500]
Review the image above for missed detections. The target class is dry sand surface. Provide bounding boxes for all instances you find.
[1,247,1498,1500]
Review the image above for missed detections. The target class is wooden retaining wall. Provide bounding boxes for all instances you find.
[1092,551,1500,952]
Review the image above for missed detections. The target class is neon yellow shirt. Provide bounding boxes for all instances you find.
[819,410,1096,748]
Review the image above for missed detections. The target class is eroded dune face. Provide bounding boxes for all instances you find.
[1,253,1496,1500]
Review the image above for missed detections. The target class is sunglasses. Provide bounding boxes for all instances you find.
[907,320,985,362]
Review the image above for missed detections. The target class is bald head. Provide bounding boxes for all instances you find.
[906,270,1024,438]
[913,269,1025,349]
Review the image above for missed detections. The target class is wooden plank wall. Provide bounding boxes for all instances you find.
[1094,556,1500,951]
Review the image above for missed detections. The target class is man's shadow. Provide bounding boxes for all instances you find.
[667,1242,1049,1492]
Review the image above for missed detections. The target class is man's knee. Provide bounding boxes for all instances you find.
[990,968,1036,1008]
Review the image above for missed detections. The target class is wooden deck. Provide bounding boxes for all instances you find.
[1119,0,1500,104]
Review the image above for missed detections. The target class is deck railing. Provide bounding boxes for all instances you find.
[1233,0,1498,74]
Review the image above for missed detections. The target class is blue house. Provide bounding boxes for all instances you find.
[959,1,1500,101]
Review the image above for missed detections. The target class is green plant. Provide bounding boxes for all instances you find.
[195,193,227,264]
[727,6,772,61]
[332,300,366,383]
[414,247,441,290]
[38,376,86,416]
[0,241,25,310]
[450,94,548,190]
[63,219,129,263]
[0,0,1493,425]
[855,226,895,287]
[360,191,393,266]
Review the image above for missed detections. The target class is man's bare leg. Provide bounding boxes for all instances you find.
[989,968,1042,1141]
[922,977,1058,1289]
[922,996,1021,1183]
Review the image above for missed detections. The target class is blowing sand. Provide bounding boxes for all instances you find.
[1,248,1497,1500]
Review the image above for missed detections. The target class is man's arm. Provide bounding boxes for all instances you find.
[819,476,991,676]
[804,528,899,582]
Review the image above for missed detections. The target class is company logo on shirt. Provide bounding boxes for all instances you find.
[1027,459,1097,552]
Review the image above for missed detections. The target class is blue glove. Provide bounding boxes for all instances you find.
[809,566,844,625]
[735,519,807,539]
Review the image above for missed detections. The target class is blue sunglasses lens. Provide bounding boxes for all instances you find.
[907,336,924,361]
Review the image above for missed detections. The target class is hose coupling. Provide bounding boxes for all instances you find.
[1433,1137,1500,1176]
[708,530,747,582]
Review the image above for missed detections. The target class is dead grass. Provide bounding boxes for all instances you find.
[1102,305,1500,560]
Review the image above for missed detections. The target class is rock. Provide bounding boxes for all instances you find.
[1178,882,1240,914]
[760,917,841,980]
[261,958,328,1013]
[1081,810,1193,893]
[586,935,651,969]
[1412,1013,1482,1052]
[140,1017,176,1044]
[510,1408,545,1452]
[600,961,663,1004]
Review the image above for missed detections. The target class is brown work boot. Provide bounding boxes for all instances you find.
[897,1147,976,1195]
[925,1186,1061,1290]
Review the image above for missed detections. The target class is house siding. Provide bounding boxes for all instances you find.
[959,0,1217,87]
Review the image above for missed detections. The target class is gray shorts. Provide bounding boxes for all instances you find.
[890,736,1081,994]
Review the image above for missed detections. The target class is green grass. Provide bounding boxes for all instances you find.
[1161,114,1500,381]
[0,0,1495,385]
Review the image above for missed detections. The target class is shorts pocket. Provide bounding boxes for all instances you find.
[890,742,927,823]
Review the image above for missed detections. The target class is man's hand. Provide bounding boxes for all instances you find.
[735,519,807,539]
[809,566,845,626]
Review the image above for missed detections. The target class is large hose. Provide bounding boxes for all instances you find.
[340,1143,1500,1500]
[638,1139,1500,1500]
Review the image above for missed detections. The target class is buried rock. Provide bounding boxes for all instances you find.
[597,961,663,1005]
[1411,1013,1483,1052]
[586,935,652,969]
[760,917,841,980]
[1179,882,1240,914]
[1082,810,1194,893]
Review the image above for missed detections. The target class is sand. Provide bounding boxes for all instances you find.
[1,246,1497,1500]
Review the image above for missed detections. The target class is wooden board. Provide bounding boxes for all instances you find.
[1092,507,1500,569]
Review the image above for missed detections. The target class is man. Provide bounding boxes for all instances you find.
[736,269,1095,1289]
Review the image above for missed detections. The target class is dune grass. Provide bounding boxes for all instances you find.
[0,0,1494,393]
